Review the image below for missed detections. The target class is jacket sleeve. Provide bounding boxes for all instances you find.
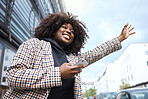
[6,39,62,90]
[80,37,122,66]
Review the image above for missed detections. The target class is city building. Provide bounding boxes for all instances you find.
[95,63,120,94]
[116,43,148,87]
[95,43,148,94]
[0,0,66,98]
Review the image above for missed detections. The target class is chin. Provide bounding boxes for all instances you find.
[63,40,72,44]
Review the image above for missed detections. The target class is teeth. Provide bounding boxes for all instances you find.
[63,35,70,39]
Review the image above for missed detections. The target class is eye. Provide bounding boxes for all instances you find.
[62,25,67,29]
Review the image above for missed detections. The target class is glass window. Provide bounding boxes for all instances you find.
[145,50,148,55]
[3,66,7,71]
[127,66,128,72]
[0,0,6,23]
[128,76,130,81]
[0,43,3,73]
[0,43,3,60]
[2,77,6,82]
[5,56,8,61]
[38,0,54,17]
[102,92,117,99]
[9,0,41,42]
[131,74,133,81]
[1,46,15,86]
[131,91,148,99]
[3,46,15,69]
[116,92,129,99]
[1,0,62,44]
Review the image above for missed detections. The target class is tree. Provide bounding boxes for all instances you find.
[83,88,96,97]
[120,81,130,90]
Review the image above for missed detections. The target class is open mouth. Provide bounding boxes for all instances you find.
[63,33,71,40]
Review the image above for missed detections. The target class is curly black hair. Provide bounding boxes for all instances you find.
[34,11,89,55]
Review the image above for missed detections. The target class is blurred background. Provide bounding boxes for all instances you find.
[0,0,148,98]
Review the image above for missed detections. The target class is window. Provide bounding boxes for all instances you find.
[145,50,148,55]
[3,46,15,65]
[0,43,3,75]
[125,78,127,82]
[0,43,3,60]
[128,76,130,81]
[3,66,7,71]
[116,92,129,99]
[11,0,40,42]
[1,46,15,86]
[131,74,133,81]
[131,91,148,99]
[5,56,8,61]
[127,66,128,72]
[2,77,6,82]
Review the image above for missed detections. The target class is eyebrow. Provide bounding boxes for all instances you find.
[63,24,74,30]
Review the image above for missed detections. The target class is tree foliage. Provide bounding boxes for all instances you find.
[83,88,96,97]
[120,81,130,90]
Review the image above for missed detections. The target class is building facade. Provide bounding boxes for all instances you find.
[116,43,148,87]
[0,0,66,98]
[95,43,148,94]
[95,63,120,94]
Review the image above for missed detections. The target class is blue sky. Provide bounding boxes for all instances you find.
[64,0,148,82]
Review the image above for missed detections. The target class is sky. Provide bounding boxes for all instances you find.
[64,0,148,82]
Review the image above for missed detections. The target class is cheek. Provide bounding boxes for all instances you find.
[54,32,61,39]
[71,34,75,40]
[70,36,74,43]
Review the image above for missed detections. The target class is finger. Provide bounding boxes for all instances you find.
[77,64,85,68]
[72,69,82,74]
[123,23,129,30]
[129,32,136,35]
[71,65,81,70]
[67,63,73,66]
[73,65,85,70]
[126,22,129,26]
[129,27,134,32]
[128,25,132,30]
[72,71,81,78]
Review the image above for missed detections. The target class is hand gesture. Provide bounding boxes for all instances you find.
[118,23,136,42]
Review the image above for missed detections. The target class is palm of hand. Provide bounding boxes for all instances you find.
[119,23,135,42]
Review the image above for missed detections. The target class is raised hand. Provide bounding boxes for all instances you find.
[118,23,136,42]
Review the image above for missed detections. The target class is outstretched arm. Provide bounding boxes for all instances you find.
[118,23,136,42]
[80,23,135,66]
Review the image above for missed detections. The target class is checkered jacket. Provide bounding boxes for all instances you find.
[3,37,121,99]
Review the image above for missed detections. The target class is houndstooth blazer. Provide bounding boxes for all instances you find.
[3,37,121,99]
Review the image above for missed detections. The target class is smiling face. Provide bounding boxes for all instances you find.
[53,23,75,49]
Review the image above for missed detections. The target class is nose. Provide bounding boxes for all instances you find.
[66,29,71,35]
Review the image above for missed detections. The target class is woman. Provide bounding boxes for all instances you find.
[3,12,135,99]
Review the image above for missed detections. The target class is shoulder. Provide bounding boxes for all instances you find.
[23,38,40,45]
[21,38,51,47]
[17,38,50,52]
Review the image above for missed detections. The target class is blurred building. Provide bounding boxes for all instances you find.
[95,63,120,94]
[0,0,66,98]
[81,81,95,93]
[95,43,148,94]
